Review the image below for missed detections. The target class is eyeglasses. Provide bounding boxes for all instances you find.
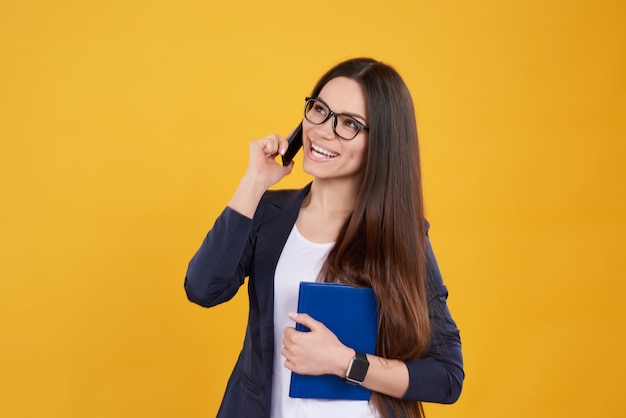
[303,97,369,140]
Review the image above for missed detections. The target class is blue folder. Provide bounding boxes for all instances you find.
[289,282,378,400]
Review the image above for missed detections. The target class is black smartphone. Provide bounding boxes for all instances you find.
[281,123,303,166]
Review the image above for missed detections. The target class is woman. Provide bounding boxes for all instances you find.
[185,57,464,418]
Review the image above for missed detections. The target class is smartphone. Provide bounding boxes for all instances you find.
[281,123,303,166]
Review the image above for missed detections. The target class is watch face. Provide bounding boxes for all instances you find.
[350,359,369,380]
[347,355,369,384]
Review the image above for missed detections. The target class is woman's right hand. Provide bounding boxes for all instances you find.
[245,134,294,190]
[227,134,294,219]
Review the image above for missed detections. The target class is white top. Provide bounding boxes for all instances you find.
[270,225,379,418]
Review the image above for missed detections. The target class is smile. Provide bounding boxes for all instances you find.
[310,142,339,159]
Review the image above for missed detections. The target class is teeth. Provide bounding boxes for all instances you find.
[311,143,339,158]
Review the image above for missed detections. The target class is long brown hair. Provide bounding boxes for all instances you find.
[315,58,431,418]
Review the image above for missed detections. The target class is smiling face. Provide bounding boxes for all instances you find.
[301,76,369,183]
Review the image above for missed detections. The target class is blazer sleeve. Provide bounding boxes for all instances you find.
[184,206,256,308]
[401,235,464,404]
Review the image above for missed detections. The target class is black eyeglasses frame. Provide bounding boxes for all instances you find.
[303,97,369,140]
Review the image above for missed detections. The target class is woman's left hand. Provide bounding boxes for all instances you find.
[281,313,355,377]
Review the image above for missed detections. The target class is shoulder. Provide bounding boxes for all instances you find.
[247,183,312,232]
[256,183,312,213]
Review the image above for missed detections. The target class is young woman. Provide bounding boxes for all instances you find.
[185,57,464,418]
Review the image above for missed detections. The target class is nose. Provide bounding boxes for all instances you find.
[315,113,336,140]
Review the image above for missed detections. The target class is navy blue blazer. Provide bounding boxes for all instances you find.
[185,185,464,418]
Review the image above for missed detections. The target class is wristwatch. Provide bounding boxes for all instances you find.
[345,351,369,385]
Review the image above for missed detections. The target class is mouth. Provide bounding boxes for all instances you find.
[310,141,339,159]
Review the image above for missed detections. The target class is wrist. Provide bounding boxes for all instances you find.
[240,172,272,193]
[336,347,357,378]
[227,174,268,218]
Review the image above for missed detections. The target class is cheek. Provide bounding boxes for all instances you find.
[351,141,368,165]
[301,120,315,136]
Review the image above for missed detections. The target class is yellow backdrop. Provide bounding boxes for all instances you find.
[1,0,625,417]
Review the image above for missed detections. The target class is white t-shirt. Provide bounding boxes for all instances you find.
[270,225,379,418]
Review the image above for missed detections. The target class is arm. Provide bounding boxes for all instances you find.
[402,236,464,403]
[281,236,464,403]
[228,134,293,218]
[184,206,254,307]
[184,134,293,307]
[282,313,412,398]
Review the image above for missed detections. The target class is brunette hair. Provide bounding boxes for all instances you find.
[314,58,431,418]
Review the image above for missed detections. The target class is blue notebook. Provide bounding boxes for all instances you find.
[289,282,378,400]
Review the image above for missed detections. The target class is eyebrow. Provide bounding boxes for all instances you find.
[316,96,368,124]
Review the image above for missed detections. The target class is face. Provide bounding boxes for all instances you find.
[301,76,369,182]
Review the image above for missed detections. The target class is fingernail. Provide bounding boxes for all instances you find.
[288,312,298,320]
[280,147,286,155]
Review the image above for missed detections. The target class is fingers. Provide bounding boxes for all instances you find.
[281,324,305,353]
[256,134,289,158]
[280,332,296,371]
[281,320,342,376]
[287,312,320,331]
[280,314,320,362]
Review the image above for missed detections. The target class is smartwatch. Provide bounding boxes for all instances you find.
[345,351,369,385]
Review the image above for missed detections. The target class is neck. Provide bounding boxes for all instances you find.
[305,178,359,216]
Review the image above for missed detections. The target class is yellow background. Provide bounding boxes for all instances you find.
[1,0,625,417]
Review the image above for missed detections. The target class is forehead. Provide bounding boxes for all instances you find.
[318,77,367,118]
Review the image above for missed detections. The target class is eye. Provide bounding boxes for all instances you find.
[313,103,327,116]
[342,117,359,132]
